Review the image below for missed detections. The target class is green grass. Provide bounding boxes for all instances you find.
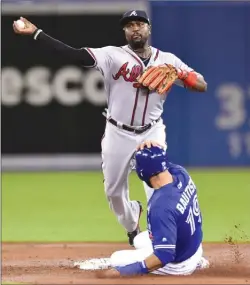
[2,169,250,242]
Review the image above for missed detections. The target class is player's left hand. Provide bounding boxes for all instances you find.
[137,140,165,150]
[98,268,121,278]
[136,64,178,95]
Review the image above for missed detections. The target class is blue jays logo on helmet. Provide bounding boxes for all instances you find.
[135,146,169,186]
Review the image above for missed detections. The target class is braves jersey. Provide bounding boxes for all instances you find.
[147,163,203,266]
[85,45,194,126]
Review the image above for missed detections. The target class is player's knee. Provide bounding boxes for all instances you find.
[106,194,124,211]
[110,251,123,267]
[106,191,122,201]
[104,181,120,198]
[134,231,152,249]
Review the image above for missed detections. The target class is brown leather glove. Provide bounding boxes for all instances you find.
[137,64,178,95]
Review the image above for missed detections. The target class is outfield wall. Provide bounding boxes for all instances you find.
[150,1,250,167]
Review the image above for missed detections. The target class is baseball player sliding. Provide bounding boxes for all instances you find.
[75,140,210,276]
[13,10,207,246]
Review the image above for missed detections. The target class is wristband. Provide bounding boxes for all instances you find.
[33,29,43,40]
[178,69,198,88]
[115,261,149,276]
[183,72,198,88]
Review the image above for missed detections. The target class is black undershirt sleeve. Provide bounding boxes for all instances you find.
[35,31,95,67]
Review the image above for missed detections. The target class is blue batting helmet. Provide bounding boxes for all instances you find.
[135,146,169,186]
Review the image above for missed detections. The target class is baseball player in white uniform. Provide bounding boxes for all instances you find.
[13,10,207,246]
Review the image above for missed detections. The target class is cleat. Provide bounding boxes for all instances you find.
[127,201,143,246]
[196,257,210,270]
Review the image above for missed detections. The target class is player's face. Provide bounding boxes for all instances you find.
[124,21,150,50]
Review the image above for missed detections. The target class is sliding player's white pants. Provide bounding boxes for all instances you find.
[110,231,209,275]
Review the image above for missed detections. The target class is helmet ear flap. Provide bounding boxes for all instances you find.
[146,180,153,188]
[142,177,153,188]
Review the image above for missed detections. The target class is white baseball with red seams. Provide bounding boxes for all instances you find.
[85,45,198,233]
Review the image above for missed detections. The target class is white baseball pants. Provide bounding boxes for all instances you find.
[110,231,205,275]
[101,119,166,232]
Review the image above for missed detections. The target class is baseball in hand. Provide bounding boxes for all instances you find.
[16,19,25,29]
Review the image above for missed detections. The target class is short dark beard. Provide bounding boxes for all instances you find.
[128,38,147,50]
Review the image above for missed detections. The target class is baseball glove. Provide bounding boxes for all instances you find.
[137,64,178,95]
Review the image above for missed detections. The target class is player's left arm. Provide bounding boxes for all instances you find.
[114,209,177,276]
[173,55,207,92]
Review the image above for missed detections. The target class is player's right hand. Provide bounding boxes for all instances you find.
[137,140,165,151]
[13,17,38,35]
[97,268,121,278]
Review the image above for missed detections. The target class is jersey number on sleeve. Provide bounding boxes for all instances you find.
[186,194,201,235]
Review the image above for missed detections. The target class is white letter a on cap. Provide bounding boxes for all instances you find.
[130,11,137,16]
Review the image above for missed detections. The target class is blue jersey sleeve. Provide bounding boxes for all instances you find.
[150,208,177,266]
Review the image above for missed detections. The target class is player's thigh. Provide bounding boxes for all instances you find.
[101,123,136,195]
[142,120,167,147]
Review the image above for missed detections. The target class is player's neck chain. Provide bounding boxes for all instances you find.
[141,54,151,62]
[128,45,152,60]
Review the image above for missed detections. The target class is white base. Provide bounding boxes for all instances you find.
[74,258,112,270]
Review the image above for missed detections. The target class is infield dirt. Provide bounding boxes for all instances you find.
[2,242,250,284]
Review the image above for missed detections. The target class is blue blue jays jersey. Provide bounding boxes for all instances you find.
[147,163,203,266]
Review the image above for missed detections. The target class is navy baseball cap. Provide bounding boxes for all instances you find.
[120,10,150,27]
